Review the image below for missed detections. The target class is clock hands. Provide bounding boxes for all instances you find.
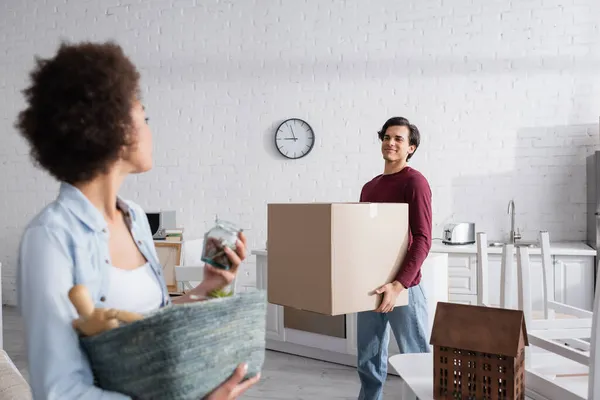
[289,125,298,141]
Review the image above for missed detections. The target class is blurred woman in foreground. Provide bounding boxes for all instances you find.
[16,41,259,400]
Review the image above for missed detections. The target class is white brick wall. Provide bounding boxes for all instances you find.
[1,0,599,305]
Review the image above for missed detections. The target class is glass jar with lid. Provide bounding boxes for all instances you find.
[201,217,242,270]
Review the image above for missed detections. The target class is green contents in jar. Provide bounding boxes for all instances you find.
[201,217,242,270]
[208,288,234,298]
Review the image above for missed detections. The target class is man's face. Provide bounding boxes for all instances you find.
[381,125,415,162]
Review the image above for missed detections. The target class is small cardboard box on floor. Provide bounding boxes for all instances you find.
[267,203,410,316]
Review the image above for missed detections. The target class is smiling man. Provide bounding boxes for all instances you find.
[356,117,432,400]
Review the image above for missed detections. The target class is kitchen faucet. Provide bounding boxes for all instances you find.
[507,199,521,244]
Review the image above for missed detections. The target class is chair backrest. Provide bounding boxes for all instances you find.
[475,232,511,309]
[477,230,599,398]
[539,231,554,319]
[516,233,598,396]
[500,244,515,309]
[516,246,533,325]
[515,245,537,370]
[475,232,489,306]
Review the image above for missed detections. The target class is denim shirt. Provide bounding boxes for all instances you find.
[17,182,171,400]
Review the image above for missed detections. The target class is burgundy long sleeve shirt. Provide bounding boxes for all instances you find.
[359,166,433,288]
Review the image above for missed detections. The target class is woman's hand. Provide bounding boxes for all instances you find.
[204,363,260,399]
[172,231,247,304]
[203,230,247,288]
[191,231,247,298]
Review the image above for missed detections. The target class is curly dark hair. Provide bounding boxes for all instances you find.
[15,41,141,184]
[377,116,421,161]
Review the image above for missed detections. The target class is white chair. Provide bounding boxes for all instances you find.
[520,232,592,360]
[476,231,515,309]
[535,231,592,351]
[474,232,585,398]
[475,232,489,306]
[477,233,594,399]
[515,232,594,400]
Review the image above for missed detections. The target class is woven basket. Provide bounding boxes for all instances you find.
[79,290,267,400]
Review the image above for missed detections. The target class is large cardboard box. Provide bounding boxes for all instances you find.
[267,203,410,316]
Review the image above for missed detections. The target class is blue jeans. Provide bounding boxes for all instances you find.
[356,283,430,400]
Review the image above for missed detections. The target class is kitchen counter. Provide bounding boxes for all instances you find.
[254,239,597,312]
[431,239,596,256]
[430,239,596,311]
[253,240,597,257]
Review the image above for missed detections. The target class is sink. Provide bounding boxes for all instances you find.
[488,241,539,248]
[516,242,539,248]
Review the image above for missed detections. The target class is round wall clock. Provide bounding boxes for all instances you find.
[274,118,315,159]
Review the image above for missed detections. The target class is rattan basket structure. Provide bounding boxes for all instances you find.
[79,290,267,400]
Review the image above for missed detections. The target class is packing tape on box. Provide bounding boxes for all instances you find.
[369,203,377,218]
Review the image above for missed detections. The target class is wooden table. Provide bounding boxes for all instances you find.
[154,240,183,293]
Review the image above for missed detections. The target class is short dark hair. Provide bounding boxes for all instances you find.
[377,117,421,161]
[15,41,141,184]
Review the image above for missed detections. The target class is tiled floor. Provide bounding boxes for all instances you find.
[2,306,405,399]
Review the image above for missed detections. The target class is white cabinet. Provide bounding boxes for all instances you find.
[446,253,479,305]
[554,255,595,311]
[484,253,544,310]
[255,255,284,342]
[441,251,595,312]
[447,254,477,295]
[448,293,478,305]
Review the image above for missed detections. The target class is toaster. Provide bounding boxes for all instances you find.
[442,222,476,245]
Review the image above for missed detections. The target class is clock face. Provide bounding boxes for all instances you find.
[275,118,315,159]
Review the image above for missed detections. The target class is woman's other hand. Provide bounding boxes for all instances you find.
[204,363,260,399]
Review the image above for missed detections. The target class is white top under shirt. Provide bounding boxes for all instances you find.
[102,262,163,314]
